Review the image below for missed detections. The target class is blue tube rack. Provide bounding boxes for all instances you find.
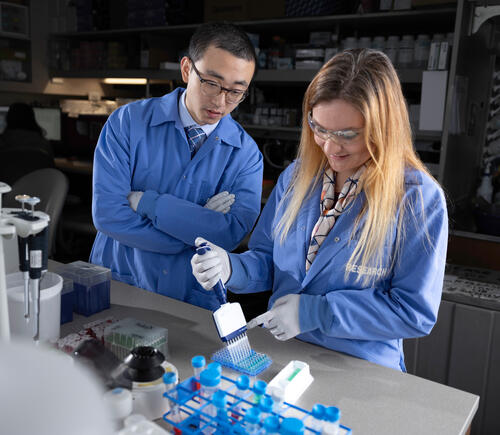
[163,375,352,434]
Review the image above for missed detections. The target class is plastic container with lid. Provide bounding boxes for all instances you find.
[7,271,62,342]
[103,387,133,430]
[59,275,74,324]
[54,260,111,316]
[122,347,172,421]
[103,317,168,360]
[398,35,414,67]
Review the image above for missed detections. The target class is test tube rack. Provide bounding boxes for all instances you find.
[163,375,351,434]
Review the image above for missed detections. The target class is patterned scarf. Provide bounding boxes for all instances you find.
[305,165,365,272]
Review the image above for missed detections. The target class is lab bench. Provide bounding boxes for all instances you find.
[57,271,478,435]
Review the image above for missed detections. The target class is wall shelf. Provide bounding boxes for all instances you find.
[50,8,456,38]
[50,67,424,84]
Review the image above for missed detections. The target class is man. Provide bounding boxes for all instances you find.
[90,22,263,310]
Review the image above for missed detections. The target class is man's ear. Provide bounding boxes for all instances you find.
[180,56,191,84]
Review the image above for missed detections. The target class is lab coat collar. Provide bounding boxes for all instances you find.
[150,88,242,149]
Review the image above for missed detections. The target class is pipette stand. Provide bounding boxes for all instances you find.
[0,182,50,341]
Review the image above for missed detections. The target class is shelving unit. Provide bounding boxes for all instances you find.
[47,1,500,239]
[0,0,31,82]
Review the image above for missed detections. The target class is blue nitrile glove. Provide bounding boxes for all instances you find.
[247,294,301,341]
[191,237,231,290]
[204,191,235,214]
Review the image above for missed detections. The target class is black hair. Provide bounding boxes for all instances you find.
[188,22,257,74]
[6,103,43,135]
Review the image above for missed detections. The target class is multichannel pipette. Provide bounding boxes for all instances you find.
[195,243,251,363]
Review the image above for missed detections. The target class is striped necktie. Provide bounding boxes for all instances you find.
[185,125,207,158]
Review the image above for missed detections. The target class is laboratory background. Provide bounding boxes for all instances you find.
[0,0,499,434]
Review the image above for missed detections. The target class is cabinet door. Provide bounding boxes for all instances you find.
[404,300,454,381]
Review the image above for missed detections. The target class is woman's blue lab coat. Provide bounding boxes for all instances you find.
[227,162,448,371]
[90,88,263,310]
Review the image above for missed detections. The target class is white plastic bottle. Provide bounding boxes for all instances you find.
[398,35,415,68]
[414,34,430,68]
[372,36,386,53]
[385,35,399,65]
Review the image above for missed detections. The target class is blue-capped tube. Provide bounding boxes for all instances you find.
[244,407,262,435]
[259,395,274,421]
[320,407,341,435]
[280,417,305,435]
[311,404,326,433]
[263,415,280,435]
[230,374,250,421]
[191,355,206,391]
[163,371,182,430]
[200,369,221,435]
[252,379,267,404]
[213,390,229,430]
[268,384,285,414]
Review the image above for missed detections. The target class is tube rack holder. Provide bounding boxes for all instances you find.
[163,375,352,434]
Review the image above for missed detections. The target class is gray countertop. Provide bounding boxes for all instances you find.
[60,278,479,435]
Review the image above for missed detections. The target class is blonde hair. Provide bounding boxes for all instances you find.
[275,49,432,283]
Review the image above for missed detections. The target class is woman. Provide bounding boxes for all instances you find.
[191,49,448,371]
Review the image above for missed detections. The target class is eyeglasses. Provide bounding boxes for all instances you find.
[189,59,248,104]
[307,111,364,145]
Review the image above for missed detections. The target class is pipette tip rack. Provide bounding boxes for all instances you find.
[212,347,272,376]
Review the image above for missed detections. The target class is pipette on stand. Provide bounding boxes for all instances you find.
[196,243,251,363]
[25,197,49,341]
[15,195,31,321]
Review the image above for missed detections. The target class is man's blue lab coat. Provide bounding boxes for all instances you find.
[227,162,448,371]
[90,88,263,310]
